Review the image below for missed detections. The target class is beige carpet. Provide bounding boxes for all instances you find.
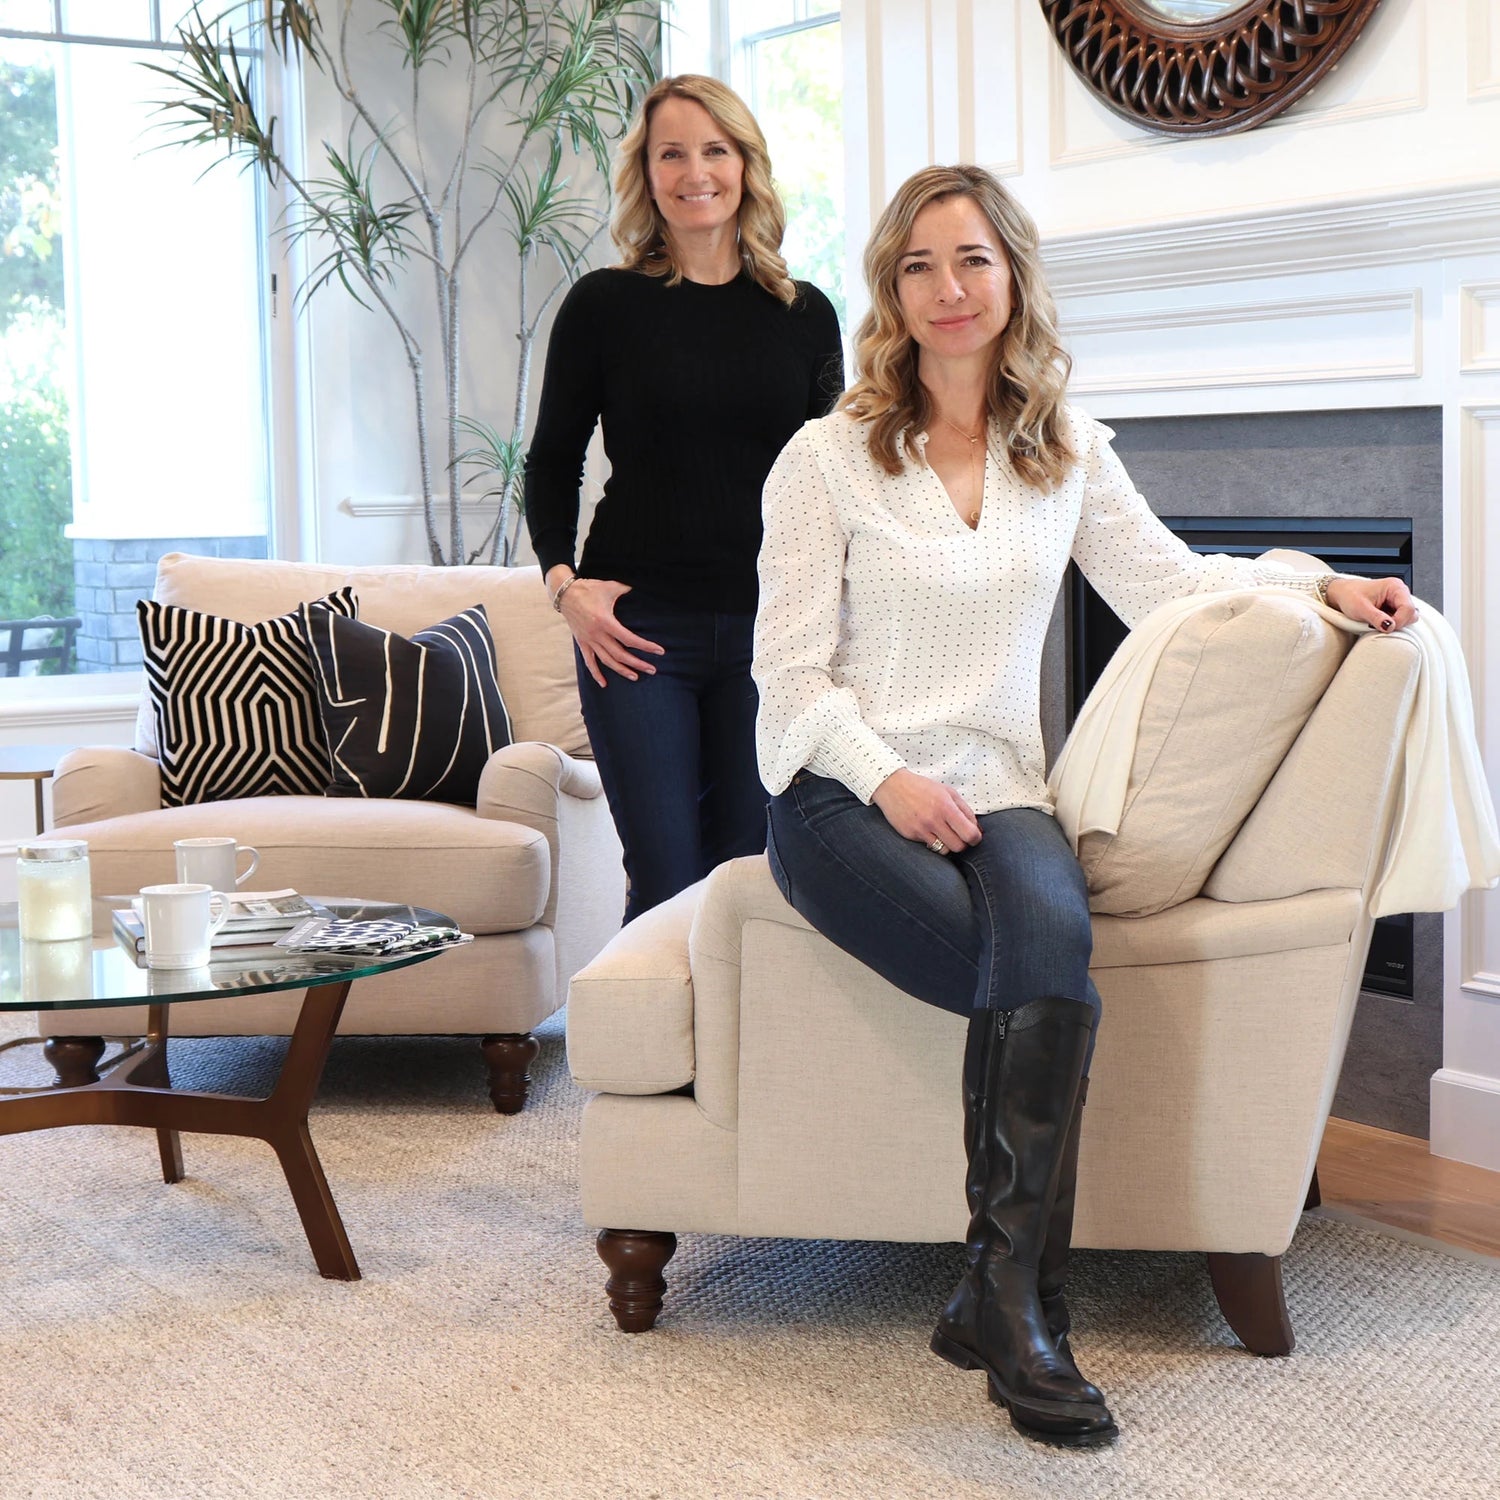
[0,1010,1496,1500]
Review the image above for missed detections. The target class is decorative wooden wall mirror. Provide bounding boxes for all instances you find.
[1040,0,1386,138]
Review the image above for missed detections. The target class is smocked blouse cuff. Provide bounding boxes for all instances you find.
[808,730,907,805]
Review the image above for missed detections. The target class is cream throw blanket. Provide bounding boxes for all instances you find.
[1049,589,1500,918]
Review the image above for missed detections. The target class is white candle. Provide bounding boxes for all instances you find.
[16,840,92,942]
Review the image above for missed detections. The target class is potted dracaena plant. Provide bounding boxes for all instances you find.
[148,0,657,564]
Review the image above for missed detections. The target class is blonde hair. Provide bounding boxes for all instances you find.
[840,165,1074,487]
[611,75,797,307]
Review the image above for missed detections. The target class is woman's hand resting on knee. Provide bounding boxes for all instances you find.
[872,769,982,852]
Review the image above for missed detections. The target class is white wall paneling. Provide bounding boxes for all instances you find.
[1461,283,1500,372]
[843,0,1023,326]
[969,0,1021,178]
[1433,402,1500,1171]
[1470,0,1500,102]
[1064,289,1422,399]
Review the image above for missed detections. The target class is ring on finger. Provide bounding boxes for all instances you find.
[929,837,947,854]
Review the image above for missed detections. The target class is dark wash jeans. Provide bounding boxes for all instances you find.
[577,589,766,925]
[767,773,1102,1044]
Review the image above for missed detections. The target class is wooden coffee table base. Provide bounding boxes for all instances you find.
[0,979,360,1280]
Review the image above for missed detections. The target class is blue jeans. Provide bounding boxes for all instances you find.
[767,774,1101,1041]
[578,591,766,924]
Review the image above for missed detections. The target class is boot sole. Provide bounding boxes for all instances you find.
[929,1329,1119,1448]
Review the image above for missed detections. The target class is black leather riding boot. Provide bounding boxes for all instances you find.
[945,1021,1100,1377]
[1037,1077,1089,1363]
[930,997,1116,1447]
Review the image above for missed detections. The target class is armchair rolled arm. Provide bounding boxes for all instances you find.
[476,741,602,828]
[476,741,606,933]
[52,747,163,826]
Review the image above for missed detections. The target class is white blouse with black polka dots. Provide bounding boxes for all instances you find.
[753,404,1322,816]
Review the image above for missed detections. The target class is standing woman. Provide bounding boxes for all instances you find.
[754,165,1415,1447]
[525,76,844,923]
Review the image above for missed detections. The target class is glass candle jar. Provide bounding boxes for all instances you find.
[16,840,92,942]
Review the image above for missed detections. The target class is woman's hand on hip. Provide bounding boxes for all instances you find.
[871,769,982,852]
[558,578,665,686]
[1324,575,1418,633]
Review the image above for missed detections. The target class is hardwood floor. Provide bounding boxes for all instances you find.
[1316,1116,1500,1258]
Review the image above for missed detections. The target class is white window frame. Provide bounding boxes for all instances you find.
[0,4,295,708]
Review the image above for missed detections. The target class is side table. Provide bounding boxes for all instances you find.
[0,743,72,837]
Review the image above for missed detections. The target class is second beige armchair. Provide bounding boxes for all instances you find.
[47,552,623,1113]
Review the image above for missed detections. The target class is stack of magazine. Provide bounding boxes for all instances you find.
[113,890,330,962]
[275,915,472,957]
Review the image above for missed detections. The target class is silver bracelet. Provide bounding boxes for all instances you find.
[1311,573,1336,607]
[550,574,580,612]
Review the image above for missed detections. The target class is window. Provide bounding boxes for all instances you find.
[0,4,272,681]
[667,0,845,325]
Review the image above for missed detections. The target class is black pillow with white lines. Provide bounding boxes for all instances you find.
[139,588,359,807]
[299,600,512,805]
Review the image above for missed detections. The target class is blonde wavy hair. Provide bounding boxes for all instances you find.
[611,75,796,307]
[840,165,1074,487]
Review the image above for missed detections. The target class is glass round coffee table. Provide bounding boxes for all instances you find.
[0,898,461,1280]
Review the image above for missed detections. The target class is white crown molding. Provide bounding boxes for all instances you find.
[1042,183,1500,298]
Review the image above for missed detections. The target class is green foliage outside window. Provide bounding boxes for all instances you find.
[753,21,845,327]
[0,52,73,636]
[0,60,65,330]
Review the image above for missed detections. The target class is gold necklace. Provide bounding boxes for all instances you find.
[936,412,986,528]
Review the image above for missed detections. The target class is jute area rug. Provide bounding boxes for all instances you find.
[1,1009,1496,1500]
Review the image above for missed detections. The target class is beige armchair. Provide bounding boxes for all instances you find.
[566,595,1422,1351]
[47,552,623,1112]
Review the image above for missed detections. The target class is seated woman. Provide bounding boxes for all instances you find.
[752,164,1415,1448]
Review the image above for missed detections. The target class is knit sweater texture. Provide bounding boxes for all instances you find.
[524,266,844,613]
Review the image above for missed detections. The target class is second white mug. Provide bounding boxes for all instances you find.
[174,837,260,892]
[139,883,229,969]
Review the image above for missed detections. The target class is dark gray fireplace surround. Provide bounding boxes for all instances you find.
[1041,407,1443,1139]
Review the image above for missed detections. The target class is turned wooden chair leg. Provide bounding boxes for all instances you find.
[43,1035,105,1088]
[597,1229,677,1332]
[480,1032,540,1114]
[1207,1252,1295,1356]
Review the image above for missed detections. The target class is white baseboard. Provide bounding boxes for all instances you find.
[1430,1068,1500,1172]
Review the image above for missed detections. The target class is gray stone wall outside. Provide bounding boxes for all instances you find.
[71,536,269,671]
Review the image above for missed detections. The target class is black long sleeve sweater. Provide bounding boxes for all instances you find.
[523,267,844,613]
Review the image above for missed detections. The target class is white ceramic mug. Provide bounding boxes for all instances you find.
[139,883,229,969]
[174,837,260,893]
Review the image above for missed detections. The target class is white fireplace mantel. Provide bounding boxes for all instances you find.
[1042,185,1500,301]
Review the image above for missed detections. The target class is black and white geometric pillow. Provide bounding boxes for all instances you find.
[138,588,359,807]
[299,600,512,805]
